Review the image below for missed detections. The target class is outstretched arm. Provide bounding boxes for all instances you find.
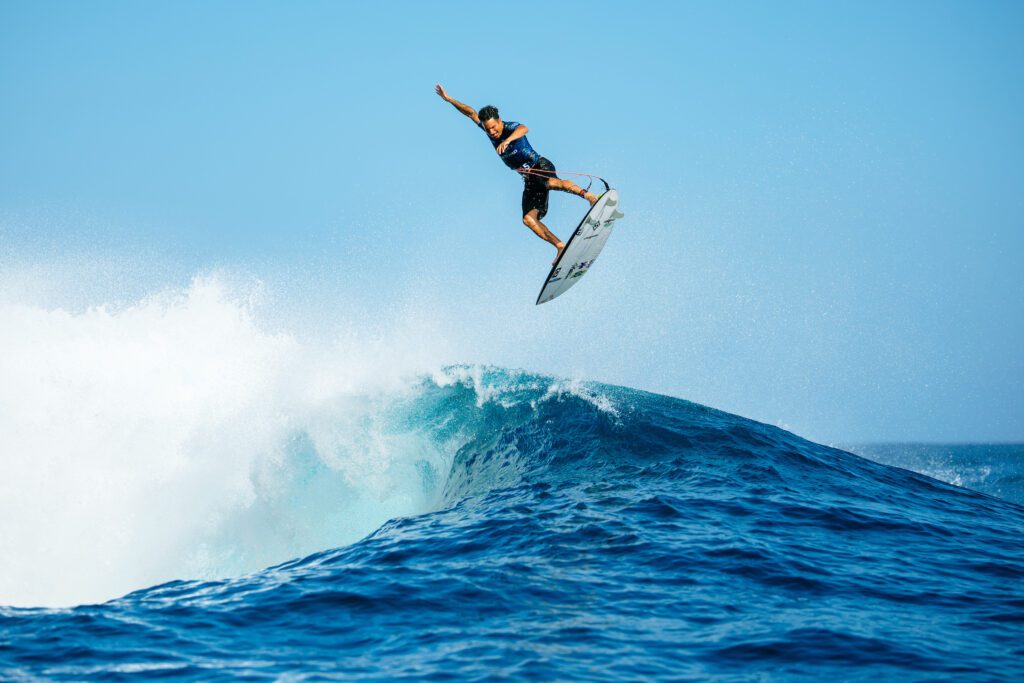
[435,84,479,124]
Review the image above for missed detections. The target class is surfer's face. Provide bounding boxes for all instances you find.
[482,118,503,138]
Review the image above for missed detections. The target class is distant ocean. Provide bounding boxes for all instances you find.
[2,367,1022,681]
[845,443,1024,507]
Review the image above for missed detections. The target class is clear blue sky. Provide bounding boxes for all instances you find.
[2,0,1022,443]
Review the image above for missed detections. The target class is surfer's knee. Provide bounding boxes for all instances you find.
[523,214,536,227]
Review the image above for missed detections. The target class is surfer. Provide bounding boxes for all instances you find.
[435,84,598,263]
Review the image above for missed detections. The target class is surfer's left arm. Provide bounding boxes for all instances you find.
[435,84,480,123]
[496,124,528,154]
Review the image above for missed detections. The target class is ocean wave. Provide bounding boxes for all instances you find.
[2,280,1023,680]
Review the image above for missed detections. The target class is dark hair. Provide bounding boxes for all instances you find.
[477,105,499,122]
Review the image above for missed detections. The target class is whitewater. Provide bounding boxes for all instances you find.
[1,276,1022,681]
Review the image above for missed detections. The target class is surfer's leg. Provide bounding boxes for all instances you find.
[533,157,598,206]
[522,172,562,261]
[547,177,598,206]
[523,209,565,264]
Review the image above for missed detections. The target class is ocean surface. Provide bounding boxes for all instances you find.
[846,443,1024,507]
[2,366,1023,681]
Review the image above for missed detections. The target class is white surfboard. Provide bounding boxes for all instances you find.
[536,189,623,304]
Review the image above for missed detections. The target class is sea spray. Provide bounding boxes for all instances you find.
[0,276,450,607]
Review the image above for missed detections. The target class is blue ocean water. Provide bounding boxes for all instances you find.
[1,367,1022,681]
[846,443,1024,507]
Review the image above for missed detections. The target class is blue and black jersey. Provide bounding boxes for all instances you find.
[479,120,541,170]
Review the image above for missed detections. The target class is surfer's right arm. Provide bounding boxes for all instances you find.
[435,84,480,124]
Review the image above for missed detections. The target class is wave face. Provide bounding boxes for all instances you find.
[2,366,1023,681]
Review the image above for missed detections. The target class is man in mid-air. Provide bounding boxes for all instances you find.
[435,84,598,264]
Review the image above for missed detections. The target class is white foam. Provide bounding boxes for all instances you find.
[0,275,450,607]
[433,365,620,416]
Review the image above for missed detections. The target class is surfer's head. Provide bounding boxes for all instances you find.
[478,105,502,138]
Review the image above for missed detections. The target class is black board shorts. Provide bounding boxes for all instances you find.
[522,157,557,219]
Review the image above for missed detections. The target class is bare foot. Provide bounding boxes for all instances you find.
[584,192,598,206]
[552,242,565,265]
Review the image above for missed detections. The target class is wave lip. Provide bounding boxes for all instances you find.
[3,366,1024,681]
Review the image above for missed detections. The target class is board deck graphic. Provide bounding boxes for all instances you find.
[536,189,623,304]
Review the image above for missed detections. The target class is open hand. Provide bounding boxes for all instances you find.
[434,83,450,101]
[496,140,510,155]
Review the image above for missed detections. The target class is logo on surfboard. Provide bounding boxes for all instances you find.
[536,188,623,305]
